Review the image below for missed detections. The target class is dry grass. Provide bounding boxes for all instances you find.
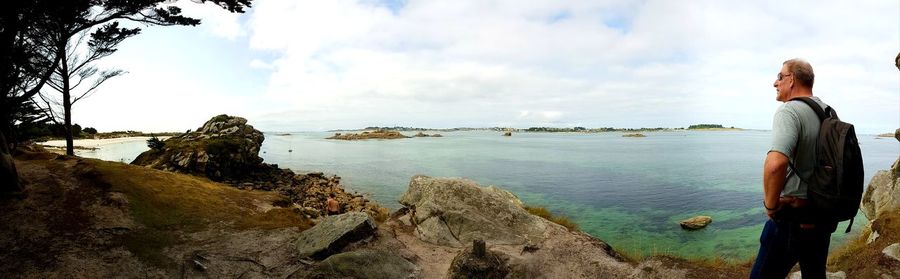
[75,158,312,266]
[827,213,900,277]
[523,205,579,232]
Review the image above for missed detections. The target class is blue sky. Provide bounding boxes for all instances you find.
[76,0,899,134]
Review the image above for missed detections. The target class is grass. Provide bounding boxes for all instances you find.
[77,158,312,266]
[523,205,579,232]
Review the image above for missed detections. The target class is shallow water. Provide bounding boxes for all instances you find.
[73,130,899,260]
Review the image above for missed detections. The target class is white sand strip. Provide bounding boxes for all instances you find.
[40,136,170,149]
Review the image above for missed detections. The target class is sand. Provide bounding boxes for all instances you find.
[40,136,170,149]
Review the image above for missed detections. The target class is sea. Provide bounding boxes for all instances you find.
[71,130,899,261]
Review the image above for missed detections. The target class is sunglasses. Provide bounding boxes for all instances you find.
[777,73,792,81]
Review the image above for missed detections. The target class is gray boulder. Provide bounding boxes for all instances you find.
[861,157,900,222]
[295,212,377,260]
[398,175,546,247]
[307,249,419,279]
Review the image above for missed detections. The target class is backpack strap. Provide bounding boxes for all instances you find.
[789,96,832,121]
[785,97,822,189]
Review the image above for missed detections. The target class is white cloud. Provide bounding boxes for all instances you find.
[79,0,898,134]
[174,1,247,40]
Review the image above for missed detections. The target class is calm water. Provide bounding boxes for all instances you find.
[74,130,899,260]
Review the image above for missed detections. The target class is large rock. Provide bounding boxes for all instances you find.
[398,175,546,247]
[306,249,420,279]
[131,114,265,182]
[295,212,377,260]
[860,133,900,222]
[679,216,712,230]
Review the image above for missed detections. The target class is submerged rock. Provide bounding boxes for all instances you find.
[679,216,712,230]
[295,212,377,260]
[398,175,546,247]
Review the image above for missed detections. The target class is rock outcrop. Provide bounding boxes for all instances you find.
[132,114,264,182]
[327,130,411,140]
[398,175,547,247]
[132,115,389,220]
[861,133,900,224]
[623,133,646,137]
[295,212,377,260]
[679,216,712,230]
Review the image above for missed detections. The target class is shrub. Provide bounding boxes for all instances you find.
[147,136,165,150]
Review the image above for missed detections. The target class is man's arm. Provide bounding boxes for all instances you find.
[763,151,789,218]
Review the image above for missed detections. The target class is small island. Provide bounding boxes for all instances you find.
[327,130,411,140]
[414,132,443,137]
[622,133,646,138]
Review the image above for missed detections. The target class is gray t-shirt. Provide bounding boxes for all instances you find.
[769,96,828,198]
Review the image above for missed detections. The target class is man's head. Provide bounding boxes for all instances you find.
[774,58,815,102]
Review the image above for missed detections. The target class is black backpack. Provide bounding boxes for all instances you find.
[789,97,865,233]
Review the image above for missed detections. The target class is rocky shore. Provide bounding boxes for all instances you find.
[2,116,897,278]
[130,115,388,220]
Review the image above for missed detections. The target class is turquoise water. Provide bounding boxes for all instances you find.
[74,130,899,261]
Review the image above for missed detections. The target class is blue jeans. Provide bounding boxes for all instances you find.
[749,219,835,279]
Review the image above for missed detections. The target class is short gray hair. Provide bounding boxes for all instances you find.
[783,58,814,89]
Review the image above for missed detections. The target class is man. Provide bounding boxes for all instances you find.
[326,193,341,216]
[749,59,838,279]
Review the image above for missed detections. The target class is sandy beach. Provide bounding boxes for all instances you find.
[40,136,171,149]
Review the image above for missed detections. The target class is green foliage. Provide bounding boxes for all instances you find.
[146,136,165,150]
[688,124,724,129]
[82,127,97,134]
[205,137,244,154]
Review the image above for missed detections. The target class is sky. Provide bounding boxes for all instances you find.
[74,0,899,134]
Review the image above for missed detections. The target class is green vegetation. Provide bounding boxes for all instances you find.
[523,205,579,232]
[688,124,725,129]
[146,136,165,150]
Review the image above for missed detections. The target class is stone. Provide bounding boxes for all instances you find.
[447,240,510,279]
[679,216,712,230]
[398,175,546,247]
[502,132,512,136]
[308,249,420,279]
[883,243,900,262]
[295,212,377,260]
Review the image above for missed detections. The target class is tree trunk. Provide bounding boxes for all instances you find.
[0,129,21,193]
[63,91,73,156]
[60,46,74,156]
